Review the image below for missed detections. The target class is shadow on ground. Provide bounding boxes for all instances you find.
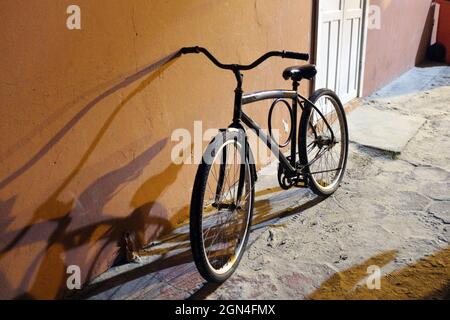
[309,247,450,300]
[74,187,325,300]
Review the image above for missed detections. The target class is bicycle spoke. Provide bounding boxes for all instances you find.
[199,137,253,274]
[304,94,346,190]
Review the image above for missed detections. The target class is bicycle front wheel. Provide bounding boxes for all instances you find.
[190,129,254,283]
[299,89,349,196]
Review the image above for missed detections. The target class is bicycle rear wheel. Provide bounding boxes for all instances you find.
[190,129,254,282]
[299,89,349,196]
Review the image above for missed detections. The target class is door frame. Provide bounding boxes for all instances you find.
[313,0,369,100]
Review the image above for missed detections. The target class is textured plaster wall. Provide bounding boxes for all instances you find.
[0,0,312,299]
[363,0,434,96]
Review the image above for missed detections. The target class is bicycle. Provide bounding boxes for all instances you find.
[180,46,349,283]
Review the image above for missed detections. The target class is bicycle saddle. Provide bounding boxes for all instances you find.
[282,64,317,81]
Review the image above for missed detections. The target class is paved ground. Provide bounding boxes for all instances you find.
[83,64,450,300]
[347,106,425,153]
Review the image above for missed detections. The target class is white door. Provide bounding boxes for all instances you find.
[315,0,366,104]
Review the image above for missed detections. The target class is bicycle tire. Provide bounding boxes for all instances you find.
[299,89,349,196]
[190,129,255,282]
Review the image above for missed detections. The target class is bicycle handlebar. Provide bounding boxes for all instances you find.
[180,46,309,71]
[282,51,310,61]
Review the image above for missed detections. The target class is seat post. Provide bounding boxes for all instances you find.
[290,80,300,168]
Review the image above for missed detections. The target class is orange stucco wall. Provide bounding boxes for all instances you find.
[363,0,434,96]
[0,0,312,299]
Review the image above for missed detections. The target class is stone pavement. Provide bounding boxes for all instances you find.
[347,107,425,154]
[83,65,450,300]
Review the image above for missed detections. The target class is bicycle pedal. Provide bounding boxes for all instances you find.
[295,181,307,188]
[293,176,308,188]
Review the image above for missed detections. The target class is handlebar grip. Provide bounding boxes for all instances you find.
[180,46,200,54]
[282,51,309,61]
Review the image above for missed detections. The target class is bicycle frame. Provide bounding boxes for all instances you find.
[240,88,337,177]
[180,46,335,176]
[240,90,303,174]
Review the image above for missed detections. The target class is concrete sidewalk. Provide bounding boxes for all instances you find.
[347,107,425,154]
[83,65,450,300]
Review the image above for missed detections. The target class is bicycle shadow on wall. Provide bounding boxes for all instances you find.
[0,138,183,299]
[0,50,181,190]
[0,52,188,299]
